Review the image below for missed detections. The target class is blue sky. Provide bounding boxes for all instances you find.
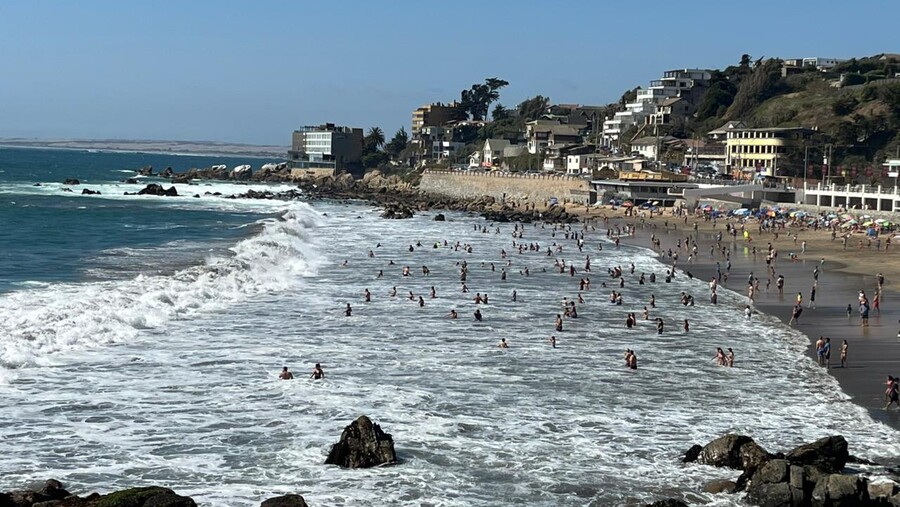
[0,1,897,145]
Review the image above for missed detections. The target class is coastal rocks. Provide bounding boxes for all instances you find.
[81,189,101,195]
[135,184,178,197]
[160,167,174,178]
[230,164,252,181]
[229,189,302,201]
[259,494,309,507]
[380,203,414,219]
[324,415,397,468]
[811,474,870,506]
[433,213,446,221]
[171,174,192,184]
[122,178,138,184]
[784,435,848,474]
[703,479,738,494]
[0,479,71,506]
[682,444,702,463]
[63,179,80,185]
[137,166,154,176]
[745,459,808,507]
[693,434,771,471]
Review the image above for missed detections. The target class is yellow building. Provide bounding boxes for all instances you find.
[725,127,815,178]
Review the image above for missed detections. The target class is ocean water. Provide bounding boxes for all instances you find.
[0,147,898,506]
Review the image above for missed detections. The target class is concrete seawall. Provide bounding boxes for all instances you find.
[418,170,591,204]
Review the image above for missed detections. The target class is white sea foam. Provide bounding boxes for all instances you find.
[0,206,897,506]
[0,204,322,369]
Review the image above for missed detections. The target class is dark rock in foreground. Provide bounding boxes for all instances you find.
[784,435,848,474]
[433,213,446,221]
[0,481,313,507]
[260,494,309,507]
[695,433,771,471]
[325,415,397,468]
[81,188,101,195]
[380,203,414,219]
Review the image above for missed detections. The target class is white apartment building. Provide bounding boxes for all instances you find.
[801,57,847,71]
[602,69,711,146]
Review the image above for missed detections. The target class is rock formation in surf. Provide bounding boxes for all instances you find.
[324,415,397,468]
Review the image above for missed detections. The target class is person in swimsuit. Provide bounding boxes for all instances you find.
[448,309,458,319]
[279,367,294,380]
[549,335,556,348]
[725,348,734,367]
[713,347,726,366]
[498,338,509,348]
[840,340,848,368]
[344,303,352,317]
[311,363,324,380]
[885,376,900,410]
[474,309,483,321]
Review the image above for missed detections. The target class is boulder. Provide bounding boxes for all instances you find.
[63,179,80,185]
[381,204,413,219]
[868,481,900,501]
[681,444,702,463]
[785,435,848,474]
[171,174,191,184]
[122,178,138,184]
[230,165,252,181]
[259,494,309,507]
[138,166,154,176]
[702,479,737,494]
[160,167,174,178]
[61,188,73,193]
[698,434,771,471]
[324,415,397,468]
[81,189,101,195]
[811,474,869,506]
[433,213,446,221]
[137,184,178,197]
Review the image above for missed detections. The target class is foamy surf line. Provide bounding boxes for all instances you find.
[0,204,323,370]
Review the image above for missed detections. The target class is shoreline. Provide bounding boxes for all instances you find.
[586,206,900,431]
[0,142,285,160]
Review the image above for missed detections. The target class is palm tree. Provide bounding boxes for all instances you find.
[366,127,385,150]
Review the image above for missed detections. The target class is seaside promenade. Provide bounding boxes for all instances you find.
[586,205,900,429]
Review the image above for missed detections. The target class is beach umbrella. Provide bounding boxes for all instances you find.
[652,201,660,205]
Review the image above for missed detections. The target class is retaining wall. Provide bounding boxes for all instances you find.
[419,170,591,203]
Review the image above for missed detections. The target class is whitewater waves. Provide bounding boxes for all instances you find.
[0,205,323,370]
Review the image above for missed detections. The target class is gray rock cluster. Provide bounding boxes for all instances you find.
[682,434,900,507]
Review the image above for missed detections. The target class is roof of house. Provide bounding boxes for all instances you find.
[631,136,677,146]
[484,139,511,151]
[660,97,683,106]
[708,121,747,135]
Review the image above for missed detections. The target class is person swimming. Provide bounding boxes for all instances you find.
[279,366,293,380]
[311,363,324,380]
[498,338,509,348]
[474,309,483,321]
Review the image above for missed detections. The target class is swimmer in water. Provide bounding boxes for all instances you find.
[279,366,293,380]
[549,335,556,348]
[311,363,324,380]
[448,309,458,319]
[344,303,352,317]
[498,338,509,348]
[474,309,483,321]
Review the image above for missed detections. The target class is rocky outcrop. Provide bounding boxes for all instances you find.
[811,474,870,506]
[137,166,154,176]
[133,184,178,197]
[692,434,771,471]
[228,189,303,201]
[160,167,174,178]
[260,494,309,507]
[784,435,848,474]
[684,434,896,507]
[231,165,252,181]
[433,213,446,221]
[324,415,397,468]
[0,481,313,507]
[81,189,101,195]
[63,179,80,185]
[380,203,414,219]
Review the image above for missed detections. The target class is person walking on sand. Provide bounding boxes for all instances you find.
[822,337,831,369]
[815,336,825,366]
[808,283,817,309]
[840,340,849,368]
[789,304,803,326]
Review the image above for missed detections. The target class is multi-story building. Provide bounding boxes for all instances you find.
[288,123,364,176]
[724,127,816,178]
[602,69,711,146]
[411,102,460,137]
[801,57,847,71]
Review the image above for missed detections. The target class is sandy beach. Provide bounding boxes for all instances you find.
[576,204,900,429]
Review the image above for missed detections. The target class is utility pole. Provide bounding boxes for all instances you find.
[804,145,809,189]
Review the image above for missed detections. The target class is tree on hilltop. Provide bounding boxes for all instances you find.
[459,78,509,121]
[385,127,409,158]
[365,127,385,152]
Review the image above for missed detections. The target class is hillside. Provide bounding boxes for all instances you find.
[656,54,900,175]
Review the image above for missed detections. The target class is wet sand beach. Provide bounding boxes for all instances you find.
[584,205,900,429]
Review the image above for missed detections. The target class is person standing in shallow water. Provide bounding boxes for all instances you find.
[279,366,294,380]
[311,363,325,380]
[840,340,849,368]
